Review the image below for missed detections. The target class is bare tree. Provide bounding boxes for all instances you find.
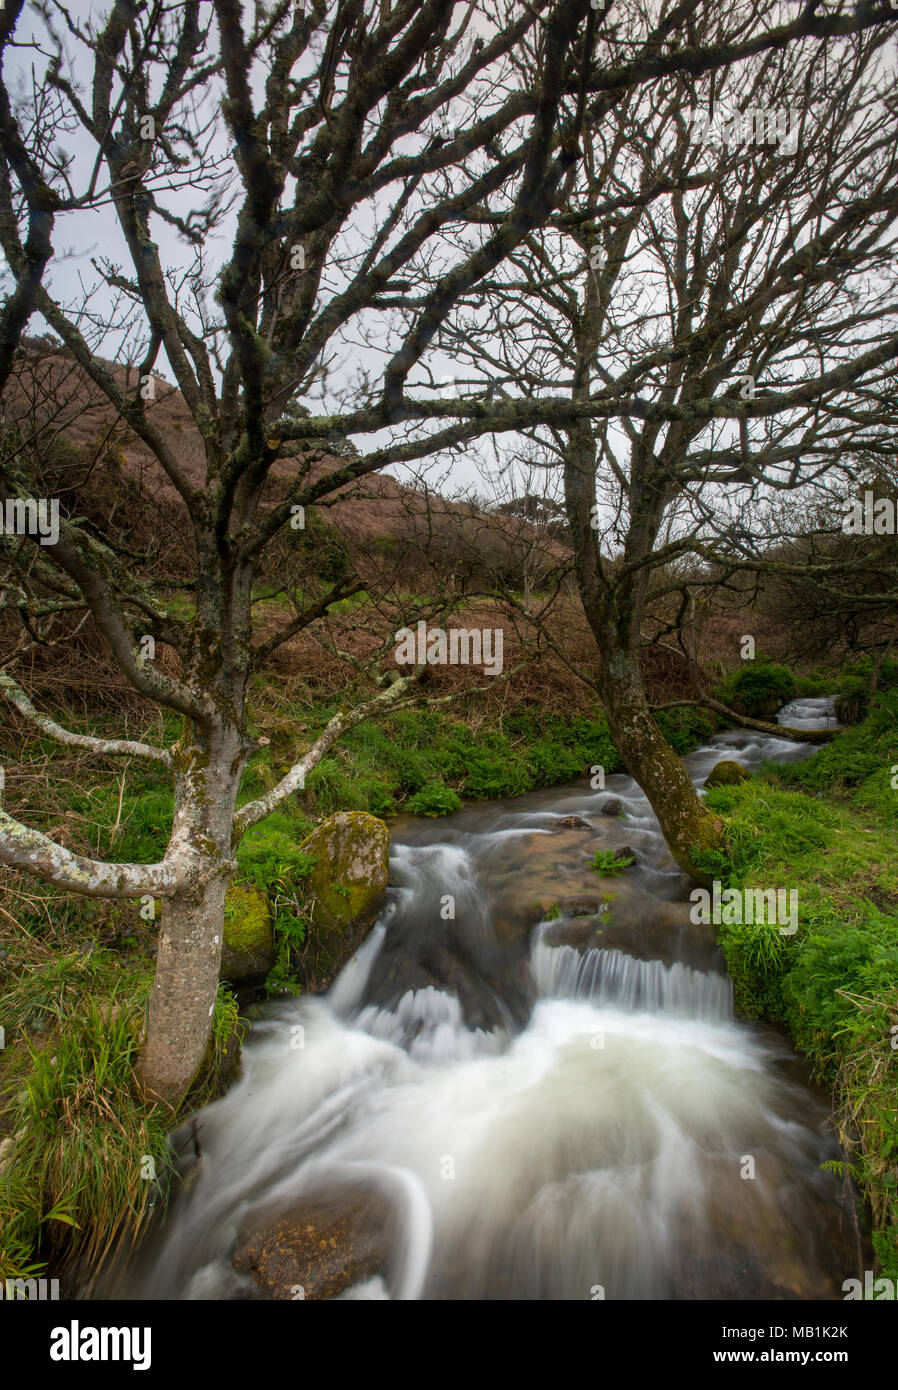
[441,0,898,875]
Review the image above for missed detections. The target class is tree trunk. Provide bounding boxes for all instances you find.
[136,721,247,1105]
[135,874,230,1105]
[599,643,724,883]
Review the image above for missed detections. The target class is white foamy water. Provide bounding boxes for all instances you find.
[532,929,733,1022]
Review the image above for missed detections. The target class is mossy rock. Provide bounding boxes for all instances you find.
[705,759,751,788]
[296,811,390,991]
[221,883,274,981]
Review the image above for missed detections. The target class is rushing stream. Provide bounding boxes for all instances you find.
[120,696,858,1301]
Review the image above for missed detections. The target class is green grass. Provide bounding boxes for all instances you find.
[702,689,898,1275]
[0,946,242,1281]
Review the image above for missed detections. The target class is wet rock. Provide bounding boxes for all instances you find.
[542,897,725,972]
[221,884,274,983]
[303,811,390,931]
[834,693,864,725]
[365,913,532,1033]
[598,798,623,817]
[554,815,591,831]
[674,1247,765,1300]
[705,759,751,788]
[558,896,606,918]
[297,811,390,993]
[232,1183,394,1300]
[613,845,638,867]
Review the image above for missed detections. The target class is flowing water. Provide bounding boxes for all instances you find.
[122,696,857,1301]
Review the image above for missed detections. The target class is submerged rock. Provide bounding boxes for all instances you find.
[705,759,751,788]
[232,1183,394,1300]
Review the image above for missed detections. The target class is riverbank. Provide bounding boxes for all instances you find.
[703,688,898,1277]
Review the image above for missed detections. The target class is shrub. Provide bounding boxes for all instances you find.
[717,658,795,716]
[834,657,898,725]
[407,782,463,817]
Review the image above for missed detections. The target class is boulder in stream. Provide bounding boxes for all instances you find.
[296,811,390,993]
[554,815,592,831]
[705,759,751,788]
[232,1183,394,1299]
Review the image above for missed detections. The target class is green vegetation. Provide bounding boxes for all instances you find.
[833,656,898,725]
[406,782,463,817]
[654,706,716,751]
[701,687,898,1275]
[588,848,634,875]
[0,943,239,1280]
[716,656,795,716]
[228,816,315,995]
[298,703,713,817]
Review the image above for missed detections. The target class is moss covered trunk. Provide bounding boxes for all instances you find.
[598,642,723,882]
[562,401,723,882]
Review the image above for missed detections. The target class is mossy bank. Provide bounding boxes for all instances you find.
[698,676,898,1279]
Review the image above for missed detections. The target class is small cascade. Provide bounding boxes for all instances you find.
[532,928,733,1022]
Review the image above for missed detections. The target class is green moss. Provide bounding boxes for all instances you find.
[705,759,750,788]
[300,811,389,930]
[223,883,272,956]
